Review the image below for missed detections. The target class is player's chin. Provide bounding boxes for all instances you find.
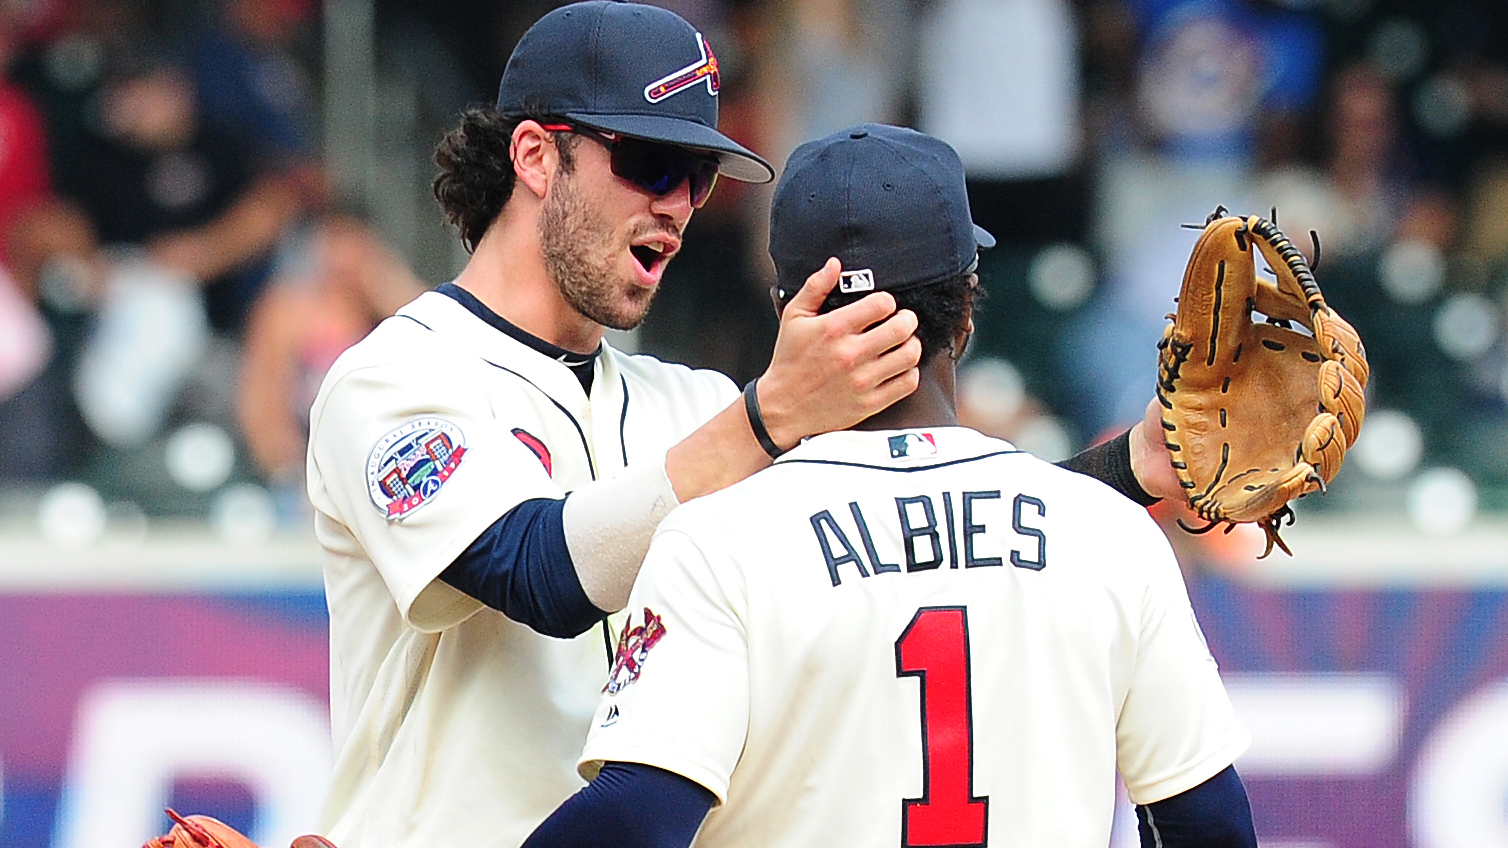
[597,284,657,331]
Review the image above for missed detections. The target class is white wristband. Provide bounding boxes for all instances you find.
[562,462,681,612]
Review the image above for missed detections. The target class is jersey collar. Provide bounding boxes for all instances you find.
[778,427,1019,468]
[436,282,600,392]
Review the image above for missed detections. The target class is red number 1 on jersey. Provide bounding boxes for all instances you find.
[895,606,988,847]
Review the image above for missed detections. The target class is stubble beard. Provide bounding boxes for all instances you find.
[539,173,659,331]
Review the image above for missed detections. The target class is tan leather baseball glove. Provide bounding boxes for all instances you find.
[143,809,337,848]
[1156,207,1369,557]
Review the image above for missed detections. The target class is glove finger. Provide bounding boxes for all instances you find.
[1251,275,1311,325]
[1173,216,1258,373]
[1319,360,1366,446]
[1314,307,1370,387]
[1211,464,1312,524]
[1250,217,1323,309]
[1301,412,1347,482]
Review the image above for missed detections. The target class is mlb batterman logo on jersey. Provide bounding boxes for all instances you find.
[366,418,468,519]
[888,431,937,459]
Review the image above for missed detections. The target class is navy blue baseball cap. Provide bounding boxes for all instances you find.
[496,1,774,184]
[769,124,995,302]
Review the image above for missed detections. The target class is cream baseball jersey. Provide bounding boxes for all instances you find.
[305,290,737,848]
[579,427,1249,848]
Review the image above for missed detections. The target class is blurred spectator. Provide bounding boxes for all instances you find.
[59,53,302,334]
[237,211,422,492]
[6,45,307,480]
[1062,0,1327,439]
[912,0,1090,435]
[0,37,50,256]
[177,0,317,168]
[758,0,910,154]
[8,0,157,178]
[917,0,1087,244]
[1254,62,1427,261]
[0,4,95,483]
[1127,0,1323,163]
[0,1,53,331]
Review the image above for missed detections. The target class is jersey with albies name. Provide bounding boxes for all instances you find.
[579,427,1249,848]
[305,290,736,848]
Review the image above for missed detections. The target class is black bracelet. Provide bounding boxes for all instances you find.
[742,379,787,459]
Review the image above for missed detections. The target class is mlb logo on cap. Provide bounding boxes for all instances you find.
[839,268,876,293]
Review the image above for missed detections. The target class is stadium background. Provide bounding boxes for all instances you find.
[1,0,1507,845]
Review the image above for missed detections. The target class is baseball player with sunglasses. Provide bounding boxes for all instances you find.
[520,124,1255,848]
[305,4,1184,847]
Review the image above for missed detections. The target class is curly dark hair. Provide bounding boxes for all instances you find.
[432,105,579,253]
[813,271,980,365]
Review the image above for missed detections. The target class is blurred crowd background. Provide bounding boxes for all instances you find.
[0,0,1505,552]
[3,3,1507,846]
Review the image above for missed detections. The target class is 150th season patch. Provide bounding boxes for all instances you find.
[367,418,468,519]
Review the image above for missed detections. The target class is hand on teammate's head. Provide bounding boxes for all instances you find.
[755,256,921,450]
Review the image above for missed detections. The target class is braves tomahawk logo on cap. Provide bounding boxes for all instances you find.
[644,31,719,103]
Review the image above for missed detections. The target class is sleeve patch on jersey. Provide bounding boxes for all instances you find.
[511,427,553,476]
[605,607,667,695]
[366,418,468,519]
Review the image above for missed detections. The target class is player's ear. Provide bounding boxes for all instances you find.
[511,120,557,200]
[953,271,977,354]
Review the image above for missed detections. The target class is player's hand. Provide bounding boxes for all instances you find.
[757,257,922,450]
[1130,397,1183,502]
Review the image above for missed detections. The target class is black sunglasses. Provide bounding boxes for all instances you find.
[540,122,720,208]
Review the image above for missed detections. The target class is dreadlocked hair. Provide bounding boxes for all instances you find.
[432,104,579,253]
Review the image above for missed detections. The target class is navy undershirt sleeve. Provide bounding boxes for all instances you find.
[521,762,715,848]
[1057,429,1160,507]
[1138,765,1257,848]
[438,497,607,638]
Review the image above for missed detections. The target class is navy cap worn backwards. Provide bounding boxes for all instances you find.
[497,1,774,184]
[769,124,995,302]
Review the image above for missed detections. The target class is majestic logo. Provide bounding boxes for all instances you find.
[839,268,876,294]
[644,32,719,103]
[366,418,468,519]
[605,608,667,694]
[888,432,937,459]
[511,428,552,476]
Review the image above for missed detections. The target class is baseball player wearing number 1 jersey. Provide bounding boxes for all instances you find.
[522,126,1256,848]
[306,4,1189,847]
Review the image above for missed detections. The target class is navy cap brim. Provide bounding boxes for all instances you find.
[973,224,996,250]
[565,112,775,184]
